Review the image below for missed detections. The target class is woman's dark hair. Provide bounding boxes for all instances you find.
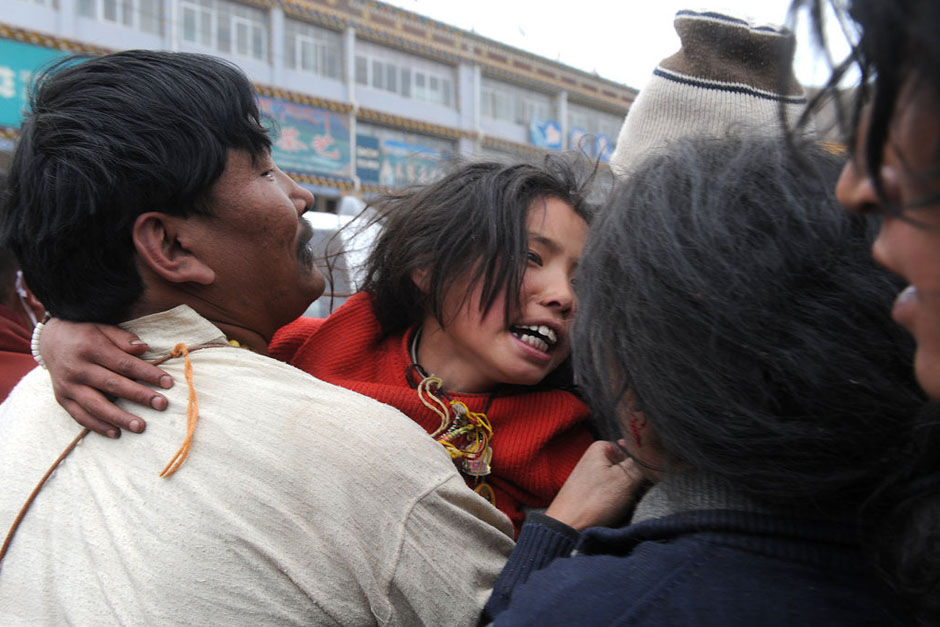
[789,0,940,209]
[1,50,270,323]
[574,135,937,621]
[362,154,596,338]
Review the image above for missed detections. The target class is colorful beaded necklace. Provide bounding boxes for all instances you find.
[408,328,497,505]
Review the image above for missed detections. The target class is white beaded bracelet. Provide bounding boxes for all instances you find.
[30,315,50,369]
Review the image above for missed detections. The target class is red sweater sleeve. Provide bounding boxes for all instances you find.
[269,317,326,363]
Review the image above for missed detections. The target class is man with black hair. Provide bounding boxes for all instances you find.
[0,50,512,624]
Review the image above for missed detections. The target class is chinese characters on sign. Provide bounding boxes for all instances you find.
[0,39,68,128]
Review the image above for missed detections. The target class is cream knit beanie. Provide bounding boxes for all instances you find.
[609,10,811,177]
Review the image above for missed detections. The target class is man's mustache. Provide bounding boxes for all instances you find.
[297,216,315,269]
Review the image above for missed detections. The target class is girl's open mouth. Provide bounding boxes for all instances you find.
[510,324,557,352]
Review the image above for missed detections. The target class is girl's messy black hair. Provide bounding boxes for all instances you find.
[362,155,596,339]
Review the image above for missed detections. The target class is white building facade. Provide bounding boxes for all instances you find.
[1,0,635,206]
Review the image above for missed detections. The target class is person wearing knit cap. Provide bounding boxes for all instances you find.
[609,9,811,176]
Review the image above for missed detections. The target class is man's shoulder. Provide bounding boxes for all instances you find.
[0,365,53,410]
[198,344,406,411]
[184,345,453,468]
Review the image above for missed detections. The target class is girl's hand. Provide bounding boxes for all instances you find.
[544,440,646,531]
[40,318,173,438]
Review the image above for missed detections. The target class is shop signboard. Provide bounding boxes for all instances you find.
[0,39,68,128]
[596,134,614,163]
[569,126,589,153]
[355,133,381,184]
[529,119,562,150]
[258,95,351,177]
[378,139,445,187]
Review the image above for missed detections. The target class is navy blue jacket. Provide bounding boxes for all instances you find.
[484,510,898,626]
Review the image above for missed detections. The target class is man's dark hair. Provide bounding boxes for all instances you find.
[0,50,271,323]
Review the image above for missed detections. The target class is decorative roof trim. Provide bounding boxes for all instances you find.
[357,107,470,141]
[480,135,548,157]
[289,172,357,189]
[254,84,354,112]
[278,0,636,110]
[0,23,110,55]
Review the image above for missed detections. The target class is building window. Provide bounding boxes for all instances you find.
[354,56,367,84]
[354,40,455,108]
[178,0,268,62]
[567,102,623,140]
[481,77,554,125]
[77,0,163,34]
[284,19,342,79]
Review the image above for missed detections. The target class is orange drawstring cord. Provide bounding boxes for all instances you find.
[159,343,198,478]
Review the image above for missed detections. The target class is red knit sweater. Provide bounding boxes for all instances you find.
[270,292,593,533]
[0,304,35,402]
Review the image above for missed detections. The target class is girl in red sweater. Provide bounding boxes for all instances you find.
[38,157,596,533]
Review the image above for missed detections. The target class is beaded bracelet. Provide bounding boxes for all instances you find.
[30,314,51,369]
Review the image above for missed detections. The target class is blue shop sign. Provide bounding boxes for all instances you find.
[355,134,381,184]
[529,119,562,150]
[0,38,69,128]
[569,126,590,153]
[596,134,614,163]
[379,140,445,187]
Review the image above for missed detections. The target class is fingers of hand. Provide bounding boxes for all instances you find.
[97,324,149,355]
[603,440,627,465]
[109,354,172,390]
[619,457,644,482]
[86,364,166,414]
[52,365,162,433]
[59,392,147,437]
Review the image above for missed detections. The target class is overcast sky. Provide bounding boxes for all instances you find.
[381,1,853,90]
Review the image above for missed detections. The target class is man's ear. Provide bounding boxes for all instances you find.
[411,267,429,293]
[133,212,215,285]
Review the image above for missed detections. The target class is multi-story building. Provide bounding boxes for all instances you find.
[1,0,636,209]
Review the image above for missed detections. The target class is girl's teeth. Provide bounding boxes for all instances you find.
[537,325,556,344]
[518,333,548,352]
[517,324,557,345]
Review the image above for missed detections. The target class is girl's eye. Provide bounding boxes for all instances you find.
[262,170,275,180]
[526,251,543,265]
